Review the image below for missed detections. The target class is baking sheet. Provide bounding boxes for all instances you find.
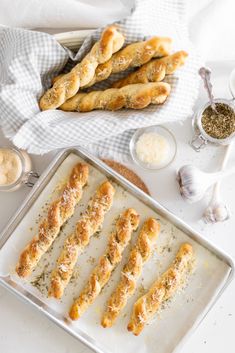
[0,152,232,353]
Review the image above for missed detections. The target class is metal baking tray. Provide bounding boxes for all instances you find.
[0,148,234,353]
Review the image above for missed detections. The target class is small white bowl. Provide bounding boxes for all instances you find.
[129,125,177,170]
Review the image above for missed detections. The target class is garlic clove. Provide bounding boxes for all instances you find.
[203,202,230,223]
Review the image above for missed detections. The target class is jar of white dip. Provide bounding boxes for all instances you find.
[0,147,38,191]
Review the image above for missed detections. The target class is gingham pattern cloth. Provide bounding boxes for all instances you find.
[0,0,201,159]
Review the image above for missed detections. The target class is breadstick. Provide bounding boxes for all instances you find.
[48,180,115,299]
[15,163,89,278]
[83,37,172,88]
[69,208,140,320]
[39,26,124,110]
[112,51,188,88]
[59,82,170,112]
[51,74,63,85]
[127,243,194,335]
[101,218,160,328]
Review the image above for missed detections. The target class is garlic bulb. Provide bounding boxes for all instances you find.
[203,182,230,223]
[203,144,232,223]
[203,201,230,223]
[177,163,235,203]
[177,165,214,203]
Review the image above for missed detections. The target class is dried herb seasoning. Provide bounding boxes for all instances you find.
[201,103,235,139]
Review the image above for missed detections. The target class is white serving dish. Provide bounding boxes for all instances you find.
[54,29,94,50]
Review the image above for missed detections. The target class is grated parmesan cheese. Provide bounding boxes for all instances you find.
[58,264,68,273]
[135,132,170,168]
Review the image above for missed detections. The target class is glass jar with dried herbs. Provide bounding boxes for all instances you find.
[191,99,235,151]
[201,103,235,139]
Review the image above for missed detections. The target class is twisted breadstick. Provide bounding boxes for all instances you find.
[127,243,194,336]
[69,208,140,320]
[15,163,89,278]
[112,51,188,88]
[59,82,170,112]
[101,218,160,328]
[48,180,115,299]
[39,26,125,111]
[83,36,172,88]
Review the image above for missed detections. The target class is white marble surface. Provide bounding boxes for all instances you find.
[1,0,235,350]
[0,59,235,352]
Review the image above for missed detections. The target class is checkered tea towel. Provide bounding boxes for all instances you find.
[0,0,201,159]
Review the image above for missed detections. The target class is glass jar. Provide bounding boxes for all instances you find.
[0,147,39,192]
[190,98,235,152]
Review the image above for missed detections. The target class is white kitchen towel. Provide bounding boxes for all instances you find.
[0,0,201,156]
[0,0,133,29]
[188,0,235,62]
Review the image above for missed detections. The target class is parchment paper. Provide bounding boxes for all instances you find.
[0,153,231,353]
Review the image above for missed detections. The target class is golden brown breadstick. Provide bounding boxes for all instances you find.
[83,37,172,88]
[48,180,115,299]
[127,243,194,335]
[112,51,188,88]
[69,208,140,320]
[101,218,160,328]
[15,163,89,278]
[51,74,63,85]
[59,82,170,112]
[39,26,125,110]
